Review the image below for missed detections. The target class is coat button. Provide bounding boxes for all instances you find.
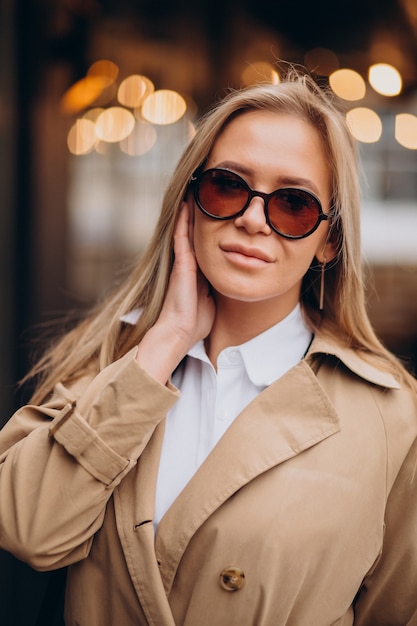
[219,566,245,591]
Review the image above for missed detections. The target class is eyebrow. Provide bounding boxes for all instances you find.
[213,160,322,197]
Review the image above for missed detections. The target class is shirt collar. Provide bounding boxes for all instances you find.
[188,304,313,387]
[119,306,400,390]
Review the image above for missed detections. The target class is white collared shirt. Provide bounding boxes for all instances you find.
[154,304,313,527]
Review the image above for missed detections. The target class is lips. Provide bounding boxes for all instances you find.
[220,243,274,263]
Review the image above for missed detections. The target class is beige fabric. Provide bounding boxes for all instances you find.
[1,338,417,625]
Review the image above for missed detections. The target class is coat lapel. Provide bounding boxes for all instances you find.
[155,359,340,595]
[114,421,177,626]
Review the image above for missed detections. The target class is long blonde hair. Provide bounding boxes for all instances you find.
[27,70,415,402]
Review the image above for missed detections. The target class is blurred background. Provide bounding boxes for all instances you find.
[0,0,417,622]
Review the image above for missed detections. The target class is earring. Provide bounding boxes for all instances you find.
[319,256,327,311]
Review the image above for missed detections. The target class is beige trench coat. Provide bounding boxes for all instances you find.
[1,335,417,625]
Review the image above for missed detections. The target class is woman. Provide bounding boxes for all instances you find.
[1,70,417,625]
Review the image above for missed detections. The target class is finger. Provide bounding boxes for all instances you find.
[173,203,190,253]
[173,204,197,273]
[175,202,196,259]
[175,202,189,235]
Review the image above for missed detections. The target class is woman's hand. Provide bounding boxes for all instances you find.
[135,202,215,384]
[159,201,215,346]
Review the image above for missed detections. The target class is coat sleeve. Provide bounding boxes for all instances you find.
[0,348,179,571]
[353,427,417,624]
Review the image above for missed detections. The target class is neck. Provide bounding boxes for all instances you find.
[206,294,299,367]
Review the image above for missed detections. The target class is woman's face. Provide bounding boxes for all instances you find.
[192,109,335,316]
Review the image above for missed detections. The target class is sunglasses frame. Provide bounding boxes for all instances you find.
[191,167,330,240]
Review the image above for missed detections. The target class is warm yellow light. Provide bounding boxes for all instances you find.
[86,61,119,106]
[141,90,187,125]
[95,107,135,142]
[82,107,104,122]
[368,64,402,96]
[241,62,280,87]
[120,119,157,156]
[60,77,106,115]
[67,119,97,155]
[395,113,417,149]
[118,75,154,108]
[87,60,119,86]
[346,108,382,143]
[329,69,366,101]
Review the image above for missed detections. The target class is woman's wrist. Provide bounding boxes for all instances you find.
[135,322,190,385]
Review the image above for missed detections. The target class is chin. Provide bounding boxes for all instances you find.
[213,287,275,304]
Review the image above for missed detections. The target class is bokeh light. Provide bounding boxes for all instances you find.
[346,107,382,143]
[87,60,119,86]
[82,107,105,122]
[329,69,366,101]
[118,75,155,108]
[368,64,402,96]
[61,77,107,115]
[95,107,135,142]
[141,90,187,125]
[395,113,417,149]
[67,119,97,155]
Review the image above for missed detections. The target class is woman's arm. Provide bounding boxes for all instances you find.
[0,202,215,571]
[0,351,179,570]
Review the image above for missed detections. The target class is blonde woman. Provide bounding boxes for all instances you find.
[1,71,417,625]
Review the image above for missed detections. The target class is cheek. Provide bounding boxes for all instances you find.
[280,236,326,278]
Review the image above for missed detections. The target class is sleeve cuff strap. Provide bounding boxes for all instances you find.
[49,402,135,486]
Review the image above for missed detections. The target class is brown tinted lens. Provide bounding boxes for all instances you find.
[268,189,320,236]
[198,170,249,217]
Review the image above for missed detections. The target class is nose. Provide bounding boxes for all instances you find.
[233,195,272,235]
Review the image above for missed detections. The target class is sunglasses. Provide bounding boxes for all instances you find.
[191,168,330,239]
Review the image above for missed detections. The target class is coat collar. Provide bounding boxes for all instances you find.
[306,334,400,390]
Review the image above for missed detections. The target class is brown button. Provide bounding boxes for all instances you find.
[219,566,245,591]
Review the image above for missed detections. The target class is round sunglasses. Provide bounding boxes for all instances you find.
[191,168,330,239]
